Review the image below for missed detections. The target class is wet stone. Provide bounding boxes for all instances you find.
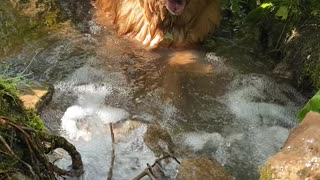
[177,157,234,180]
[260,112,320,180]
[112,119,146,141]
[273,62,293,79]
[17,80,53,112]
[143,123,175,156]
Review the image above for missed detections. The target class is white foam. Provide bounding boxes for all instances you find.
[224,74,304,128]
[61,105,89,141]
[181,132,225,151]
[97,106,129,123]
[57,62,132,141]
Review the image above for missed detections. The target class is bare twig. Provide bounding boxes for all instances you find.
[152,154,180,167]
[108,123,116,180]
[133,167,157,180]
[20,48,44,76]
[133,155,180,180]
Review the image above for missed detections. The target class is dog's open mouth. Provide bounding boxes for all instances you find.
[165,0,186,15]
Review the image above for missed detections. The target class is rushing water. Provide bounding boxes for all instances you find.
[0,1,306,179]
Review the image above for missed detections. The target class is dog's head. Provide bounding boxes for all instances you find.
[98,0,219,47]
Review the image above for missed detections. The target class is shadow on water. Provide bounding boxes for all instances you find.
[0,1,307,179]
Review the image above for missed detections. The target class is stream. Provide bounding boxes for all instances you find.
[0,1,306,179]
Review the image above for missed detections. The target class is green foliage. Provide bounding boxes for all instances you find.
[245,3,275,23]
[275,5,289,20]
[26,110,45,130]
[297,90,320,122]
[223,0,320,23]
[304,57,320,90]
[227,0,241,15]
[222,0,257,16]
[311,0,320,16]
[0,76,45,131]
[0,0,65,57]
[245,0,302,23]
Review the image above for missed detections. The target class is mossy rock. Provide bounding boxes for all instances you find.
[0,78,44,130]
[0,78,84,179]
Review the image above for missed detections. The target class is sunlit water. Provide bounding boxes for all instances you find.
[0,5,306,180]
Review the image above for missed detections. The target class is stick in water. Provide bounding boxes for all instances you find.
[108,123,116,180]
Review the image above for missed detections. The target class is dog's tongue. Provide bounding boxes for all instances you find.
[166,0,185,15]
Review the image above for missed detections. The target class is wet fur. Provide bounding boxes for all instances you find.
[96,0,221,47]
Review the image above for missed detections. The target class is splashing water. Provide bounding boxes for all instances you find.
[1,12,306,179]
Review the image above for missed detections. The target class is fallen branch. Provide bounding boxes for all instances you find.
[133,167,157,180]
[133,155,180,180]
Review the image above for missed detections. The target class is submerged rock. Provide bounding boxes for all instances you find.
[17,81,53,112]
[143,123,175,156]
[177,157,234,180]
[112,119,146,141]
[260,112,320,180]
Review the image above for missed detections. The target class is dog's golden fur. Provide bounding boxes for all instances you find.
[96,0,221,48]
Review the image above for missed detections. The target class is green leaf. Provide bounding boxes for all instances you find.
[245,3,275,23]
[297,90,320,122]
[260,3,274,9]
[275,6,288,20]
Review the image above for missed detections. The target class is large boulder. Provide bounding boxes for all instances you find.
[260,112,320,179]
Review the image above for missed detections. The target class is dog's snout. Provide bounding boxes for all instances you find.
[168,0,183,5]
[176,0,183,5]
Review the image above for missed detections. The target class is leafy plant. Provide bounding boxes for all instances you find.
[311,0,320,16]
[223,0,320,23]
[297,90,320,122]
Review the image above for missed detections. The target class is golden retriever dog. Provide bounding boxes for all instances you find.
[96,0,221,48]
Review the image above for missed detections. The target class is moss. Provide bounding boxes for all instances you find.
[0,78,24,117]
[259,165,273,180]
[0,78,44,131]
[26,110,45,130]
[0,0,65,57]
[0,2,39,56]
[44,11,59,27]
